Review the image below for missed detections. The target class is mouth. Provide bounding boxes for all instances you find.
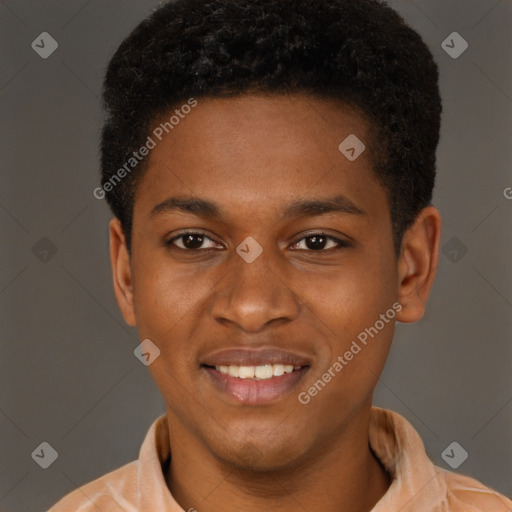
[212,363,302,380]
[200,348,311,405]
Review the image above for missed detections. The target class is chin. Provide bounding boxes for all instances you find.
[211,431,306,473]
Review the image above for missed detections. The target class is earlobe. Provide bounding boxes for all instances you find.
[109,218,137,327]
[396,206,441,324]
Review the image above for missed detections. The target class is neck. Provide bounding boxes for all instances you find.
[164,405,391,512]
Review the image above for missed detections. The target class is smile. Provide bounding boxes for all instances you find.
[203,364,309,405]
[214,364,301,380]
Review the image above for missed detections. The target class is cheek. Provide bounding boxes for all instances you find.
[308,258,390,333]
[131,249,209,333]
[130,252,229,385]
[306,252,396,381]
[132,261,208,407]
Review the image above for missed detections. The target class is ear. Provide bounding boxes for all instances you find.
[396,205,441,323]
[109,218,136,327]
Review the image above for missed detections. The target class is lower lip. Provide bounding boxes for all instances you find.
[203,366,309,405]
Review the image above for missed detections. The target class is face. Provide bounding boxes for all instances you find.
[110,93,440,471]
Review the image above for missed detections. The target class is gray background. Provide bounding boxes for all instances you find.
[1,1,511,511]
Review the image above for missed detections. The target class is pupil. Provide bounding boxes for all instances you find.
[184,234,203,249]
[306,235,326,250]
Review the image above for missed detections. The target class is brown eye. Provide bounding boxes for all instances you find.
[291,233,351,251]
[166,231,219,250]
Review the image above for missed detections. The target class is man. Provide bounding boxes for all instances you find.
[49,0,512,510]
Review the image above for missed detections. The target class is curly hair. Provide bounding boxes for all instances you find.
[100,0,442,256]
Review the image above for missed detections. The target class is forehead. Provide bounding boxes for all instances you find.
[134,93,387,222]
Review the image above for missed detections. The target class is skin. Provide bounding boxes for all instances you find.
[109,93,441,512]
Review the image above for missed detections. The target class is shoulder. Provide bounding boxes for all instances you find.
[438,466,512,511]
[47,460,139,512]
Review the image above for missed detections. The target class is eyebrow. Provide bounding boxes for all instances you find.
[149,194,367,220]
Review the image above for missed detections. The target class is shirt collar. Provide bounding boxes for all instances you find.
[137,413,183,511]
[368,406,446,511]
[137,406,446,511]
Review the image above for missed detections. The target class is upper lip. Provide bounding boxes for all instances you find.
[201,347,311,367]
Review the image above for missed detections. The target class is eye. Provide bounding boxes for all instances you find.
[290,233,351,251]
[165,230,351,252]
[165,231,221,250]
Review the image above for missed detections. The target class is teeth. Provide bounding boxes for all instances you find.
[215,364,300,380]
[238,366,254,378]
[255,364,273,379]
[273,364,285,376]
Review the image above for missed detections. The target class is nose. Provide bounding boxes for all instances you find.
[209,248,300,333]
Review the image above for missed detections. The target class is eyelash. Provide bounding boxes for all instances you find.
[165,230,351,252]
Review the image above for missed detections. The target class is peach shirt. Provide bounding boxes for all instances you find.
[48,406,512,511]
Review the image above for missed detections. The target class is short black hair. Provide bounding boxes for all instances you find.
[100,0,442,256]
